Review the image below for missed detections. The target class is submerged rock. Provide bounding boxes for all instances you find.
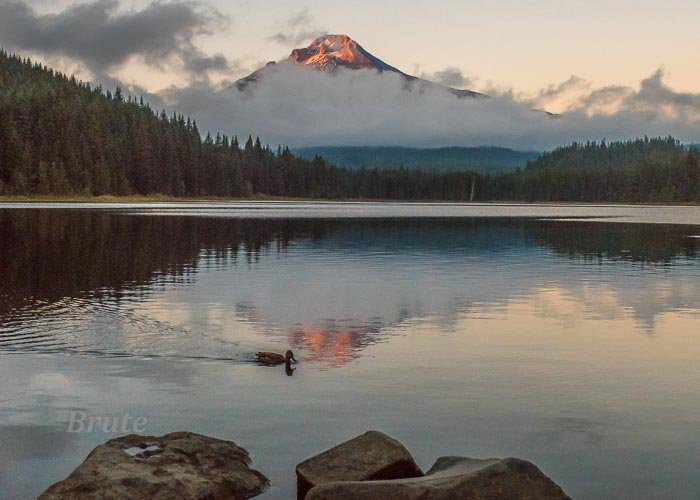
[39,431,269,500]
[296,430,422,498]
[306,455,571,500]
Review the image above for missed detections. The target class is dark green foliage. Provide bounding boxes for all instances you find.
[0,49,333,198]
[517,137,700,202]
[293,146,539,172]
[0,49,698,202]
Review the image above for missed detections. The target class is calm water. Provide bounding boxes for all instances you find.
[1,203,699,499]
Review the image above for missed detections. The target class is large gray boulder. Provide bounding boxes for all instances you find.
[296,430,423,498]
[306,456,571,500]
[39,431,269,500]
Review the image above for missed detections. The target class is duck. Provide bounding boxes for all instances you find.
[256,349,297,366]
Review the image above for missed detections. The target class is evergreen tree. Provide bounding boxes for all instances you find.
[0,49,697,203]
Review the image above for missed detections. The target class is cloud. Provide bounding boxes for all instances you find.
[428,66,474,89]
[268,7,327,46]
[184,52,229,74]
[527,69,700,124]
[572,84,634,115]
[2,0,698,149]
[0,0,233,82]
[527,75,591,110]
[169,63,700,150]
[611,69,700,122]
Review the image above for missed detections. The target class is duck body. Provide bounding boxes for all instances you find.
[256,350,296,366]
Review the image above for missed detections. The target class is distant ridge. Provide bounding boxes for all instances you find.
[293,146,540,173]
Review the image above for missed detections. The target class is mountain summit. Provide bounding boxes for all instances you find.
[233,34,483,98]
[288,34,400,72]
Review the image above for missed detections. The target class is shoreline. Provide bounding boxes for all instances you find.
[0,195,698,207]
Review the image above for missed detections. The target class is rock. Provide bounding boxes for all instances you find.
[296,430,423,498]
[39,431,269,500]
[306,456,571,500]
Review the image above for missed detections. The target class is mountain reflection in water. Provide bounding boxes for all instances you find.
[1,205,700,500]
[0,209,698,364]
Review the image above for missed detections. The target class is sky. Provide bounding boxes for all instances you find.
[13,0,698,94]
[1,0,699,148]
[218,0,700,94]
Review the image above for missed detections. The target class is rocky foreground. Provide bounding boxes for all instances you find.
[39,432,269,499]
[41,430,570,499]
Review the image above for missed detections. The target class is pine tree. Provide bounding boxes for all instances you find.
[0,49,696,203]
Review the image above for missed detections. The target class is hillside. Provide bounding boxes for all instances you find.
[0,50,697,203]
[0,49,335,197]
[293,146,539,173]
[525,137,682,172]
[518,137,699,202]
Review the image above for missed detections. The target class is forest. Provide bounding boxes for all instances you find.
[515,137,699,202]
[1,49,698,202]
[293,146,539,172]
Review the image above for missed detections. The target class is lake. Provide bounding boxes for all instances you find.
[1,202,699,499]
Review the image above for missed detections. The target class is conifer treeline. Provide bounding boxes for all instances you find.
[0,49,344,197]
[1,50,698,202]
[515,137,700,202]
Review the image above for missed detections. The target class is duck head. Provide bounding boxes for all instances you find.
[285,350,297,363]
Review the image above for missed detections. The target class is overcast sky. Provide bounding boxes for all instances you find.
[1,0,699,147]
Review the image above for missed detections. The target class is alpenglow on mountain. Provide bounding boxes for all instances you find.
[233,34,483,98]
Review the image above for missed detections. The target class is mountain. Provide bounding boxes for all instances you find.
[3,49,695,203]
[293,146,540,173]
[289,34,398,72]
[234,34,483,99]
